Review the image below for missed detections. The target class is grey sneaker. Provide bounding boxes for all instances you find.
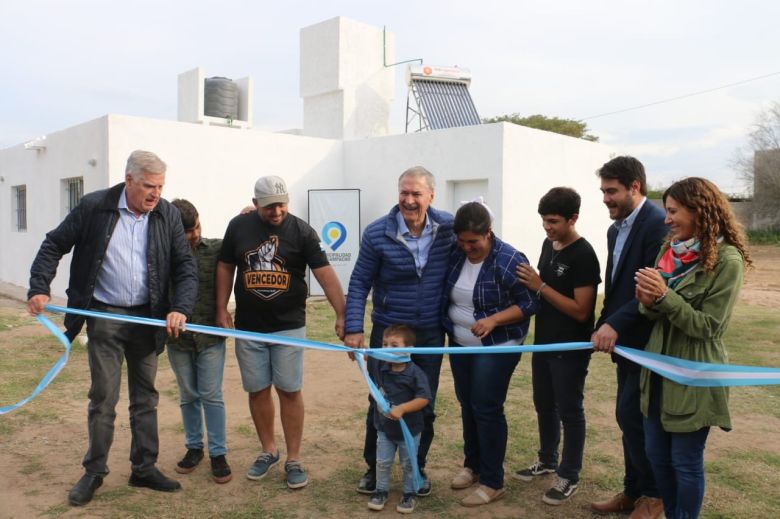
[367,490,388,511]
[246,451,280,480]
[285,460,309,489]
[543,476,578,505]
[396,493,417,514]
[512,460,556,482]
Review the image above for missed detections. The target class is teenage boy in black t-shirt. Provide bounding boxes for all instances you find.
[512,187,601,506]
[215,176,346,490]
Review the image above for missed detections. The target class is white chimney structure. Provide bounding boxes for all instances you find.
[300,17,396,140]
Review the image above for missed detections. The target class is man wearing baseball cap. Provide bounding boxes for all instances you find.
[215,176,346,489]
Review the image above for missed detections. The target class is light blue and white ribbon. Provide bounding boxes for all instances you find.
[5,303,780,480]
[616,346,780,387]
[0,314,72,414]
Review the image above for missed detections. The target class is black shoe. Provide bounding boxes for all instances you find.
[68,474,103,506]
[542,476,578,506]
[210,455,233,484]
[417,470,432,497]
[357,467,376,495]
[175,448,204,474]
[128,468,182,492]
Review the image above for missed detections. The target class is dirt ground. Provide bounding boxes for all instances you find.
[738,245,780,307]
[0,245,777,518]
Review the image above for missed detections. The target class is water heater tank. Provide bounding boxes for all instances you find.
[204,77,239,119]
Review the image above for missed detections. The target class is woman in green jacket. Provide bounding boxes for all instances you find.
[634,177,751,519]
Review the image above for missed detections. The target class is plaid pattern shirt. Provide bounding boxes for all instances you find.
[443,236,538,345]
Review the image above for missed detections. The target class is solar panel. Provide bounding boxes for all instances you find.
[406,65,481,132]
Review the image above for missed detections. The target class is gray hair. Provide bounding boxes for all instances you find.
[398,166,435,192]
[125,150,167,180]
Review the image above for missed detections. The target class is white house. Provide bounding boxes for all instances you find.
[0,16,615,298]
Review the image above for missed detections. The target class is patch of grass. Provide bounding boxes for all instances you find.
[0,418,16,437]
[42,504,68,517]
[0,313,39,332]
[721,304,780,419]
[4,295,780,518]
[747,229,780,245]
[20,458,43,475]
[94,485,135,502]
[235,423,256,438]
[225,504,293,519]
[161,386,179,400]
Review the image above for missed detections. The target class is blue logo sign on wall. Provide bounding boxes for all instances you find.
[322,221,347,251]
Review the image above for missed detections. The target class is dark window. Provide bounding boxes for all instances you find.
[13,185,27,231]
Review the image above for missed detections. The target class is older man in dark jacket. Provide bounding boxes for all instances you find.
[27,150,197,507]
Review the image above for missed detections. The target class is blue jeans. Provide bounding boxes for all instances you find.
[167,342,227,456]
[616,364,658,498]
[449,341,520,490]
[364,325,443,471]
[376,431,420,495]
[531,350,590,482]
[644,392,710,519]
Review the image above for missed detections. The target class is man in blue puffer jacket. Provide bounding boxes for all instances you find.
[344,166,455,497]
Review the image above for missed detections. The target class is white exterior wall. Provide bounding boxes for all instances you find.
[105,115,343,241]
[0,117,109,297]
[1,115,615,298]
[343,123,504,228]
[343,122,615,278]
[501,122,614,274]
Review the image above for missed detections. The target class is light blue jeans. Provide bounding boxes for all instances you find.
[376,431,420,495]
[167,342,227,456]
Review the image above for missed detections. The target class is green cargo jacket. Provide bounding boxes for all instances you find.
[168,238,223,352]
[639,242,744,433]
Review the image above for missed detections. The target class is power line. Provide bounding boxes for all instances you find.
[580,70,780,121]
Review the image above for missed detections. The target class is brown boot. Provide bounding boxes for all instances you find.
[591,492,636,514]
[629,496,663,519]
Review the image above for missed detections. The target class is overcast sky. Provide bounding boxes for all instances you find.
[2,0,778,194]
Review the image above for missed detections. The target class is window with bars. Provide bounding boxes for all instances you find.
[61,177,84,217]
[12,185,27,231]
[66,177,83,212]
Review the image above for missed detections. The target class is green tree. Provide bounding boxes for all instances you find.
[483,113,599,142]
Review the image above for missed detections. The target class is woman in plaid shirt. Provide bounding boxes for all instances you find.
[442,201,537,507]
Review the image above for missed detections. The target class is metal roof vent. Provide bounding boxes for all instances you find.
[405,65,481,133]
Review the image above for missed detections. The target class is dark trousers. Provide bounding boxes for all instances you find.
[616,364,659,498]
[83,303,159,477]
[449,342,520,490]
[644,391,710,519]
[363,324,443,471]
[531,350,590,482]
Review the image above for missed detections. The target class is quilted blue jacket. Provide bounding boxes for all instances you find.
[345,206,455,333]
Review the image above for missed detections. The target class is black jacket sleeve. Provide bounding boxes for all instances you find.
[167,206,198,318]
[28,198,87,299]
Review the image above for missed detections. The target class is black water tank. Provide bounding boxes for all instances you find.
[204,77,239,120]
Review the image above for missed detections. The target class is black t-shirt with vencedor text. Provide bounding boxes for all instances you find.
[219,212,329,333]
[534,237,601,345]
